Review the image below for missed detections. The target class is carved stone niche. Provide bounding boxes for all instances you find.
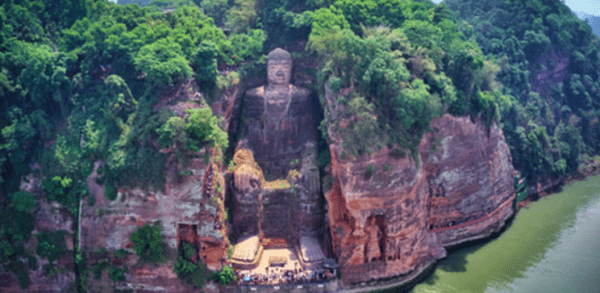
[230,48,322,240]
[177,223,198,246]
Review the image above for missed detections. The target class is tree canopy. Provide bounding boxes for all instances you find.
[2,0,600,289]
[446,0,600,181]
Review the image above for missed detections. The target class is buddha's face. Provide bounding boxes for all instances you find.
[267,59,292,86]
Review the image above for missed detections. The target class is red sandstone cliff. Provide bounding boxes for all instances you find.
[78,83,229,292]
[78,150,227,293]
[325,113,515,284]
[4,63,517,292]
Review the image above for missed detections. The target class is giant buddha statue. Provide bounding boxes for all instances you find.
[230,48,322,244]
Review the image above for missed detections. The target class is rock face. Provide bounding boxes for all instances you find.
[12,55,516,291]
[422,115,515,246]
[326,114,515,284]
[80,151,228,292]
[1,177,77,292]
[76,82,230,291]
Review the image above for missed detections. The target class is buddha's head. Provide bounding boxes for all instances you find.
[267,48,292,86]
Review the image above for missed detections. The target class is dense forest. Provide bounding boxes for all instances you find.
[1,0,599,291]
[445,0,600,183]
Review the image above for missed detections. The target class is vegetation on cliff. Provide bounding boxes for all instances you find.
[130,221,165,263]
[173,242,209,288]
[1,0,600,290]
[308,0,504,158]
[445,0,600,183]
[0,0,236,289]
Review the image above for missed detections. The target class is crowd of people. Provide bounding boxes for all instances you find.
[237,267,332,285]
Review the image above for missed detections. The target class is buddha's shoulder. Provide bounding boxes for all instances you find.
[246,86,265,97]
[290,84,311,97]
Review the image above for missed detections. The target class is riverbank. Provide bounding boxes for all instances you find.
[411,173,600,293]
[519,155,600,208]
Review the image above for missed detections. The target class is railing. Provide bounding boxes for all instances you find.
[431,193,515,233]
[513,176,528,209]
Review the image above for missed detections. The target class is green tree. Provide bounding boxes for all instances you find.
[226,0,258,34]
[16,42,71,118]
[224,29,266,64]
[173,242,207,288]
[1,108,36,179]
[213,265,237,285]
[42,175,78,209]
[103,75,137,120]
[186,107,228,151]
[108,266,127,282]
[157,116,187,149]
[130,221,165,263]
[0,191,38,288]
[134,38,193,86]
[334,0,408,35]
[82,119,101,159]
[194,40,219,87]
[445,0,600,182]
[201,0,229,26]
[522,30,551,60]
[36,230,68,274]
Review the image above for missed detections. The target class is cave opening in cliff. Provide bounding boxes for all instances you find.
[177,224,198,248]
[365,215,386,262]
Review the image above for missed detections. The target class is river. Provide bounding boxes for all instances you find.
[410,174,600,293]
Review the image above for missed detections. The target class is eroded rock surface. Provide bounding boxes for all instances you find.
[326,114,515,284]
[422,115,515,245]
[81,148,228,291]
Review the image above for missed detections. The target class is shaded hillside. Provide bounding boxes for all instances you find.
[446,0,600,184]
[575,11,600,39]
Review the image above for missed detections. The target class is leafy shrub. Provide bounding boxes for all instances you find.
[130,221,164,263]
[95,175,105,185]
[365,164,375,179]
[109,266,127,282]
[104,184,117,201]
[115,249,129,260]
[173,242,207,289]
[329,76,342,93]
[389,148,406,159]
[93,259,109,279]
[186,107,229,151]
[179,170,193,177]
[42,176,76,207]
[227,245,234,259]
[88,194,96,206]
[212,265,237,285]
[322,175,333,191]
[341,97,385,157]
[36,230,68,275]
